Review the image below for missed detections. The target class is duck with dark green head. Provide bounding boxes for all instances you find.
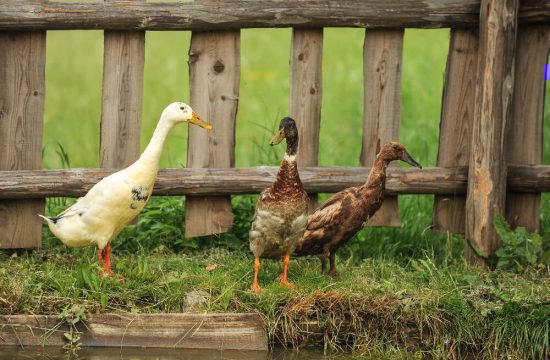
[249,117,309,293]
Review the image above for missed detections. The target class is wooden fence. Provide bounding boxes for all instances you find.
[1,1,549,264]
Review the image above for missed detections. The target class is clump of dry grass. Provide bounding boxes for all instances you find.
[0,273,23,313]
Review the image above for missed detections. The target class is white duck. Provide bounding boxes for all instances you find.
[39,102,212,275]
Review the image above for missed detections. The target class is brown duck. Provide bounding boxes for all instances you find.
[294,141,421,276]
[249,117,309,293]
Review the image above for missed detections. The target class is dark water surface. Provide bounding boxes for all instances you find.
[0,347,352,360]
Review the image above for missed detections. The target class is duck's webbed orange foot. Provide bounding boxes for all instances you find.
[279,254,294,289]
[251,281,262,293]
[279,277,294,288]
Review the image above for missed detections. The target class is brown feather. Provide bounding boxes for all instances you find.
[295,141,421,275]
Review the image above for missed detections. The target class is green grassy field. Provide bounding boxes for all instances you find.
[3,28,550,358]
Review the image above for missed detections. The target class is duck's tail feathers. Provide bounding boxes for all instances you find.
[37,214,59,224]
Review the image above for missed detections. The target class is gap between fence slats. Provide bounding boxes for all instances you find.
[465,0,519,264]
[290,28,323,212]
[433,29,478,234]
[185,31,239,238]
[0,17,46,249]
[361,30,404,227]
[505,25,550,233]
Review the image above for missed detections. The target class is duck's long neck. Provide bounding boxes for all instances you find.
[136,119,174,172]
[272,136,301,194]
[272,153,301,193]
[362,155,389,192]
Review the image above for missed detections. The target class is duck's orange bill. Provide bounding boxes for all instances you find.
[189,112,213,130]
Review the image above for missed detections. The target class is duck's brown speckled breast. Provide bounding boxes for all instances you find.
[249,159,309,258]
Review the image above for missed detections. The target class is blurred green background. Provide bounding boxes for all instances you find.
[43,28,449,169]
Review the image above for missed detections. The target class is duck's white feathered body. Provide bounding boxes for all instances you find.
[40,102,211,268]
[43,162,157,249]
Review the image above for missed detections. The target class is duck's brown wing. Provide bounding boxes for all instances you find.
[295,187,358,255]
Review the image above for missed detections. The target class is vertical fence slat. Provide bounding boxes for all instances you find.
[0,30,46,248]
[100,27,144,169]
[433,29,478,234]
[290,28,323,212]
[361,30,404,227]
[465,0,519,264]
[505,25,550,233]
[185,31,239,238]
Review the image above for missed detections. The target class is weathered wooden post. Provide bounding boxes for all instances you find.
[100,0,145,226]
[465,0,518,264]
[100,0,145,171]
[290,28,323,212]
[433,29,478,234]
[185,31,239,238]
[0,0,46,248]
[505,25,549,233]
[361,30,404,226]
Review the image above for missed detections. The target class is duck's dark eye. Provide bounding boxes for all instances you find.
[180,106,184,110]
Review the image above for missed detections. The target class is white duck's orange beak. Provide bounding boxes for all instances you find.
[189,112,212,130]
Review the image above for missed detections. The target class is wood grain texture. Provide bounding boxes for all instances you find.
[361,30,404,227]
[0,313,267,350]
[465,0,519,264]
[2,165,550,199]
[0,1,548,31]
[0,166,473,198]
[0,29,46,249]
[433,29,478,234]
[186,31,239,238]
[290,28,323,212]
[505,25,549,233]
[100,4,144,169]
[0,347,271,359]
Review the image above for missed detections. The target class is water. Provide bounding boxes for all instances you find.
[0,347,352,360]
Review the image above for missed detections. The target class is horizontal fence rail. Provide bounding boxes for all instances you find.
[0,1,549,31]
[1,165,549,199]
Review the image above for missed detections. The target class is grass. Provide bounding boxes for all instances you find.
[2,216,549,358]
[2,196,548,358]
[3,26,550,358]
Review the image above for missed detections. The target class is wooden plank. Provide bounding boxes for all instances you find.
[289,28,323,212]
[0,166,469,198]
[0,347,270,359]
[0,28,46,249]
[465,0,519,264]
[432,29,478,234]
[185,31,239,238]
[361,30,404,227]
[0,1,549,31]
[100,1,145,169]
[505,25,550,233]
[2,165,550,199]
[0,313,267,350]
